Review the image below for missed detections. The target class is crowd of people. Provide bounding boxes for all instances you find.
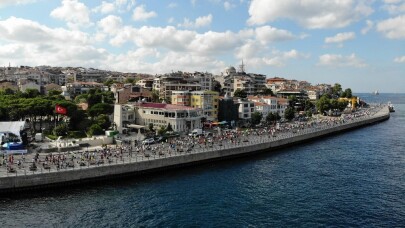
[0,105,385,175]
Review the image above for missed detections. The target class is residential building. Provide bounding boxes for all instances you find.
[65,81,104,97]
[254,102,272,119]
[171,90,219,121]
[218,93,238,126]
[136,78,154,90]
[112,84,152,104]
[18,79,41,93]
[190,91,219,121]
[235,98,255,125]
[247,95,288,117]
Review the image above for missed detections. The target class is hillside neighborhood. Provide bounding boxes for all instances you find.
[0,64,356,151]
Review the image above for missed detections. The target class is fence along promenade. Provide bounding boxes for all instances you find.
[0,105,390,192]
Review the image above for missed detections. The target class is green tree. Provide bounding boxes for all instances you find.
[288,95,298,107]
[338,100,349,111]
[88,103,114,118]
[234,89,247,98]
[157,126,166,135]
[151,90,160,102]
[284,107,295,121]
[149,123,154,131]
[87,124,104,136]
[332,83,342,98]
[54,123,68,136]
[95,114,111,130]
[166,123,173,132]
[266,112,280,123]
[344,88,352,98]
[48,90,62,96]
[251,111,263,125]
[330,99,339,110]
[306,110,313,118]
[316,95,331,114]
[23,89,41,98]
[258,88,274,96]
[124,78,137,84]
[212,80,222,94]
[103,79,116,87]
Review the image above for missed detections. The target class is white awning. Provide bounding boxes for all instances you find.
[127,124,146,129]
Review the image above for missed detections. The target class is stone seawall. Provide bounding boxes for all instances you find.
[0,108,390,193]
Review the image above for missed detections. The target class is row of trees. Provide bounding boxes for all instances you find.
[0,88,115,138]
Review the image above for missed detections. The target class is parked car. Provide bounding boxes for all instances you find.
[189,129,204,137]
[154,136,167,143]
[142,138,155,145]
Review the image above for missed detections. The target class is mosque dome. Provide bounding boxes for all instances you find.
[225,66,236,75]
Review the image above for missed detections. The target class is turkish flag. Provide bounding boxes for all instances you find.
[55,105,67,115]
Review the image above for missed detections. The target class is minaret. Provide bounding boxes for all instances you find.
[238,59,245,73]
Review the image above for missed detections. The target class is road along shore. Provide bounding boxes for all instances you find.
[0,106,390,193]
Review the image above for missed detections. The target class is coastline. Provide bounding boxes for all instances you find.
[0,106,390,193]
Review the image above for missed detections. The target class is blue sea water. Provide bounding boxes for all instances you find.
[1,94,404,227]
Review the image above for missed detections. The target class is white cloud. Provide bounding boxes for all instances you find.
[132,5,157,21]
[382,0,405,14]
[0,17,106,68]
[318,53,367,68]
[325,32,356,44]
[394,56,405,63]
[376,15,405,39]
[224,1,236,11]
[235,40,262,59]
[189,31,241,55]
[114,0,136,11]
[247,49,307,68]
[361,20,374,34]
[255,26,296,44]
[93,1,116,14]
[178,14,213,28]
[0,0,37,8]
[168,17,175,24]
[168,2,177,8]
[0,17,89,45]
[383,0,402,3]
[247,0,373,29]
[50,0,91,29]
[97,15,123,35]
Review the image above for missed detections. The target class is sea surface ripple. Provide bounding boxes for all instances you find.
[1,94,404,227]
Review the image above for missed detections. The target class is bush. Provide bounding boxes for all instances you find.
[53,123,68,136]
[68,131,87,139]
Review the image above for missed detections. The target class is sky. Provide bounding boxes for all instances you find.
[0,0,404,93]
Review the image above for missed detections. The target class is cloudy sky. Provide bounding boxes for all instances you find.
[0,0,404,92]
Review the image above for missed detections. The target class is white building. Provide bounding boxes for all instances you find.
[234,99,255,120]
[247,95,288,117]
[18,79,41,92]
[114,102,203,134]
[253,102,272,119]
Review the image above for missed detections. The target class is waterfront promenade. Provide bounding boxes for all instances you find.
[0,105,390,192]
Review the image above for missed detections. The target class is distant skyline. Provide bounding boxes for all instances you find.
[0,0,404,92]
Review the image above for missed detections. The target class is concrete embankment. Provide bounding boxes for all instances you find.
[0,107,390,193]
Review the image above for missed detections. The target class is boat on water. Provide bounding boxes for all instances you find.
[373,90,379,95]
[388,102,395,112]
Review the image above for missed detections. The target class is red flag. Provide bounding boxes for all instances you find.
[55,104,67,115]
